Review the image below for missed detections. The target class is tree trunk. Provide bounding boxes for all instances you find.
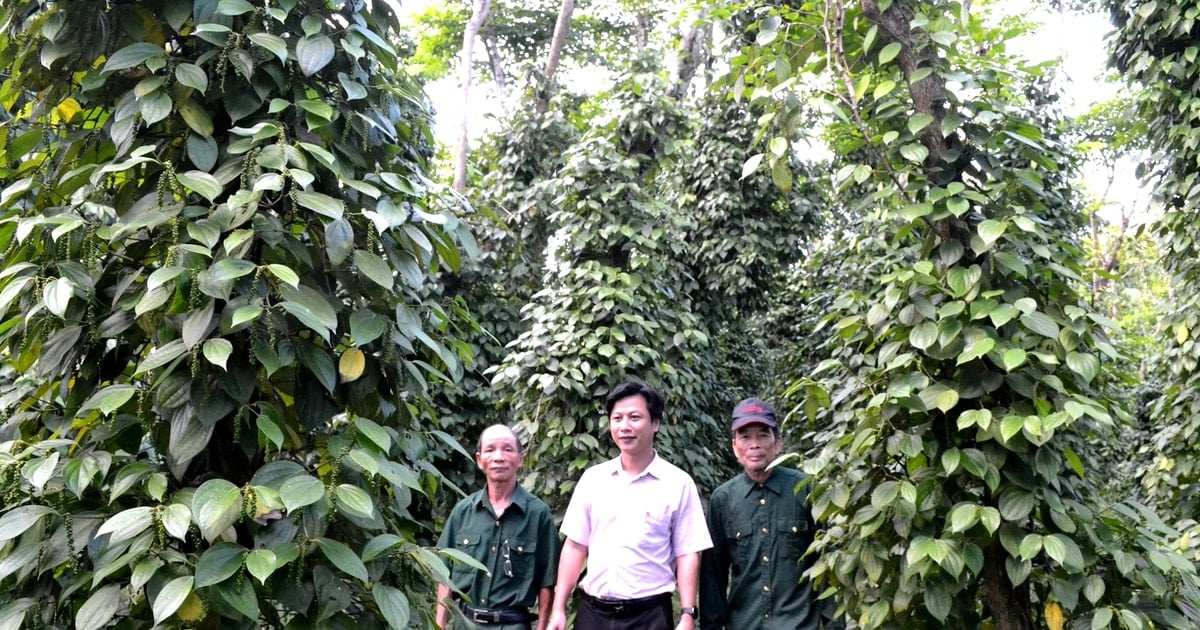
[453,0,492,193]
[634,11,651,54]
[1091,207,1130,296]
[482,32,509,117]
[980,539,1035,630]
[859,0,948,166]
[670,10,711,100]
[536,0,576,114]
[1089,157,1127,296]
[859,0,960,236]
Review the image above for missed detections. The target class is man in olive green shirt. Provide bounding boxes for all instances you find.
[700,398,839,630]
[436,425,559,630]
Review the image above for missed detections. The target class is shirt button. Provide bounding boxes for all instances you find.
[761,527,768,534]
[763,585,770,593]
[759,498,766,505]
[762,556,769,563]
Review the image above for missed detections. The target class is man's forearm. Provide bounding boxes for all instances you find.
[675,552,701,629]
[537,586,553,630]
[675,552,700,608]
[553,539,587,611]
[545,540,587,630]
[435,583,452,628]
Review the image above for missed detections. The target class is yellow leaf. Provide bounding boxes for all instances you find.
[176,592,205,622]
[1181,530,1192,552]
[338,348,365,382]
[1,81,17,112]
[1044,601,1064,630]
[55,97,81,123]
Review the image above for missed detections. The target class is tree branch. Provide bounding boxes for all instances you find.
[482,31,509,117]
[453,0,492,193]
[536,0,575,114]
[670,10,711,100]
[825,1,910,201]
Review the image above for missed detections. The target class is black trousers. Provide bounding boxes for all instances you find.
[575,593,672,630]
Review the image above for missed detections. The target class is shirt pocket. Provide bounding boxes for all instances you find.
[507,537,539,589]
[777,518,813,562]
[725,519,755,569]
[450,531,486,582]
[454,531,485,552]
[506,537,537,575]
[623,501,673,548]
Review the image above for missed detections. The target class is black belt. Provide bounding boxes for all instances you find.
[580,591,672,616]
[460,603,535,625]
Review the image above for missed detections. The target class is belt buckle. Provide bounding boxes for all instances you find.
[472,609,501,624]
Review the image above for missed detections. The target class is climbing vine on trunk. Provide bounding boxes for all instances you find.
[730,0,1200,627]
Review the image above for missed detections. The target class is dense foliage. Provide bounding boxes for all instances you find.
[490,65,733,504]
[733,0,1200,627]
[0,1,478,627]
[446,32,823,505]
[0,0,1196,628]
[1110,0,1200,524]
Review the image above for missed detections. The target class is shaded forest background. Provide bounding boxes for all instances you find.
[0,0,1199,628]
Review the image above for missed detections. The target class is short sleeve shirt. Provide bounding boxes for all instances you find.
[560,452,713,599]
[700,467,821,629]
[438,484,559,610]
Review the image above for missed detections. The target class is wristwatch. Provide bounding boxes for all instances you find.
[680,606,698,618]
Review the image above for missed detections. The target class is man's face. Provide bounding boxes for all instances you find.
[609,394,659,457]
[475,426,523,484]
[732,424,781,475]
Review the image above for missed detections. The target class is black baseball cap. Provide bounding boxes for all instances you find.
[731,398,778,432]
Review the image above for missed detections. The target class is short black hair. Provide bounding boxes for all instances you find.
[605,381,664,422]
[476,424,523,454]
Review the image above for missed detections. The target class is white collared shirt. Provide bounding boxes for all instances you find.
[560,452,713,599]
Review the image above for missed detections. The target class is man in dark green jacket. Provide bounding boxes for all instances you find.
[436,424,559,630]
[700,398,838,629]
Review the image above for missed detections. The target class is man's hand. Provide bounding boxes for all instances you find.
[545,609,568,630]
[675,613,696,630]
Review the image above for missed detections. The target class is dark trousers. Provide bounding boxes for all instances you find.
[576,592,672,630]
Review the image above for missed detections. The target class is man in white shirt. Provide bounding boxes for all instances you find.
[546,381,713,630]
